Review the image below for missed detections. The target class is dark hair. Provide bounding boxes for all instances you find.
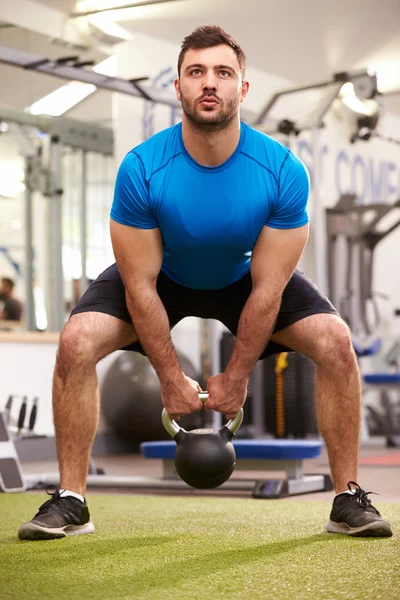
[178,25,246,78]
[1,277,14,290]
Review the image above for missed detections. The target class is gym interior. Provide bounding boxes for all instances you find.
[1,2,400,599]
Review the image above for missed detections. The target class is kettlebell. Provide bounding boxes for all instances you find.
[162,392,243,489]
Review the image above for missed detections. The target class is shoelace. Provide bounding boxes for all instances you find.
[34,485,65,516]
[347,481,380,513]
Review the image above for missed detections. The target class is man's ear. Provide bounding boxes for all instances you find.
[240,80,250,103]
[174,78,181,101]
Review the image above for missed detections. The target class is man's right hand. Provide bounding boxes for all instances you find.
[161,374,203,420]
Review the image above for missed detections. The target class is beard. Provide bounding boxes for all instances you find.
[180,91,240,132]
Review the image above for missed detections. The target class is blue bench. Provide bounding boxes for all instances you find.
[353,339,400,445]
[140,439,333,498]
[364,373,400,385]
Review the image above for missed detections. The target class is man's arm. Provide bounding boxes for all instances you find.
[224,223,309,381]
[110,219,183,382]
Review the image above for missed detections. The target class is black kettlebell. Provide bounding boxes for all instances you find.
[162,392,243,489]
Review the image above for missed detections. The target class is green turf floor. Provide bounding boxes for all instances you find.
[1,493,399,600]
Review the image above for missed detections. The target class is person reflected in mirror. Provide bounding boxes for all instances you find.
[0,277,23,322]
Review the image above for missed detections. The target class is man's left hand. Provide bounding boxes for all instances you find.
[205,373,248,420]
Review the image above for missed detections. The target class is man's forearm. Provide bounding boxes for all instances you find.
[225,288,281,380]
[125,285,182,383]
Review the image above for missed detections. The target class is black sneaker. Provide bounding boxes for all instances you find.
[327,481,392,537]
[18,486,95,541]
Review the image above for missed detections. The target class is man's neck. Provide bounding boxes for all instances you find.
[181,116,241,167]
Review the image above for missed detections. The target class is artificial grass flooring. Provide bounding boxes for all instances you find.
[1,493,399,600]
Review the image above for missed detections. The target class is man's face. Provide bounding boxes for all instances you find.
[175,45,249,130]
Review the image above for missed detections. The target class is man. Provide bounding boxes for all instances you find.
[18,26,392,541]
[0,277,23,322]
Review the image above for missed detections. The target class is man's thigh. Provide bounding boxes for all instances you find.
[70,264,186,354]
[261,270,340,360]
[270,313,345,362]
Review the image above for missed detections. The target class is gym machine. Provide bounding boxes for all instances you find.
[326,193,400,336]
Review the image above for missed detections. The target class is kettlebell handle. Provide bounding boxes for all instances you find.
[162,392,243,438]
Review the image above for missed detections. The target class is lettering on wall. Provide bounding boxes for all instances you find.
[296,139,400,204]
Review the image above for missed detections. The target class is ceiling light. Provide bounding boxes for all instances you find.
[0,121,9,133]
[28,81,96,116]
[339,81,379,117]
[341,96,378,117]
[26,56,117,116]
[340,82,355,97]
[11,219,22,230]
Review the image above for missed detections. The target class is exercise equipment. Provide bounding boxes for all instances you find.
[363,373,400,447]
[101,351,203,442]
[220,332,317,439]
[21,438,331,498]
[327,193,400,336]
[0,411,26,492]
[4,394,38,437]
[354,338,400,446]
[161,392,243,489]
[141,439,333,498]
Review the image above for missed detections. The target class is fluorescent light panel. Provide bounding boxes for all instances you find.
[27,56,117,117]
[29,82,96,116]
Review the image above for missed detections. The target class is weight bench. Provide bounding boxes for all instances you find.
[140,439,333,498]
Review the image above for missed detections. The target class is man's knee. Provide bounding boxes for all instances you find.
[56,316,100,379]
[313,316,356,367]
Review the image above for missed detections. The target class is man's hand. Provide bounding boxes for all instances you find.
[161,374,203,420]
[205,373,248,420]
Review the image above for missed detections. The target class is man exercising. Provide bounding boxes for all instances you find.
[19,25,392,540]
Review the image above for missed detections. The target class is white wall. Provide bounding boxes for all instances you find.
[0,337,125,436]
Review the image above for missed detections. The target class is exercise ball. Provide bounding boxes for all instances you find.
[101,351,203,442]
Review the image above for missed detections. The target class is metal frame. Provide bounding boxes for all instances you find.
[24,157,35,331]
[1,105,114,331]
[326,194,400,335]
[0,412,26,493]
[0,105,113,155]
[23,457,331,498]
[80,150,88,297]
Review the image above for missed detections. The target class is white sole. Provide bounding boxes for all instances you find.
[18,521,95,541]
[327,520,392,537]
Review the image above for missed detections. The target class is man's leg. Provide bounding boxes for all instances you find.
[53,311,137,496]
[18,310,137,540]
[270,313,360,493]
[270,313,392,536]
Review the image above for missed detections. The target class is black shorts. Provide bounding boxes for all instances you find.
[71,263,339,359]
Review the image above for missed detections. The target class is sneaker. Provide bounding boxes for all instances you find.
[327,481,393,537]
[18,486,95,541]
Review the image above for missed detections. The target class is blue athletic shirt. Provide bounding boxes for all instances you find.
[110,122,310,290]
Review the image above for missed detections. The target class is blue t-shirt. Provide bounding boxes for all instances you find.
[110,122,310,290]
